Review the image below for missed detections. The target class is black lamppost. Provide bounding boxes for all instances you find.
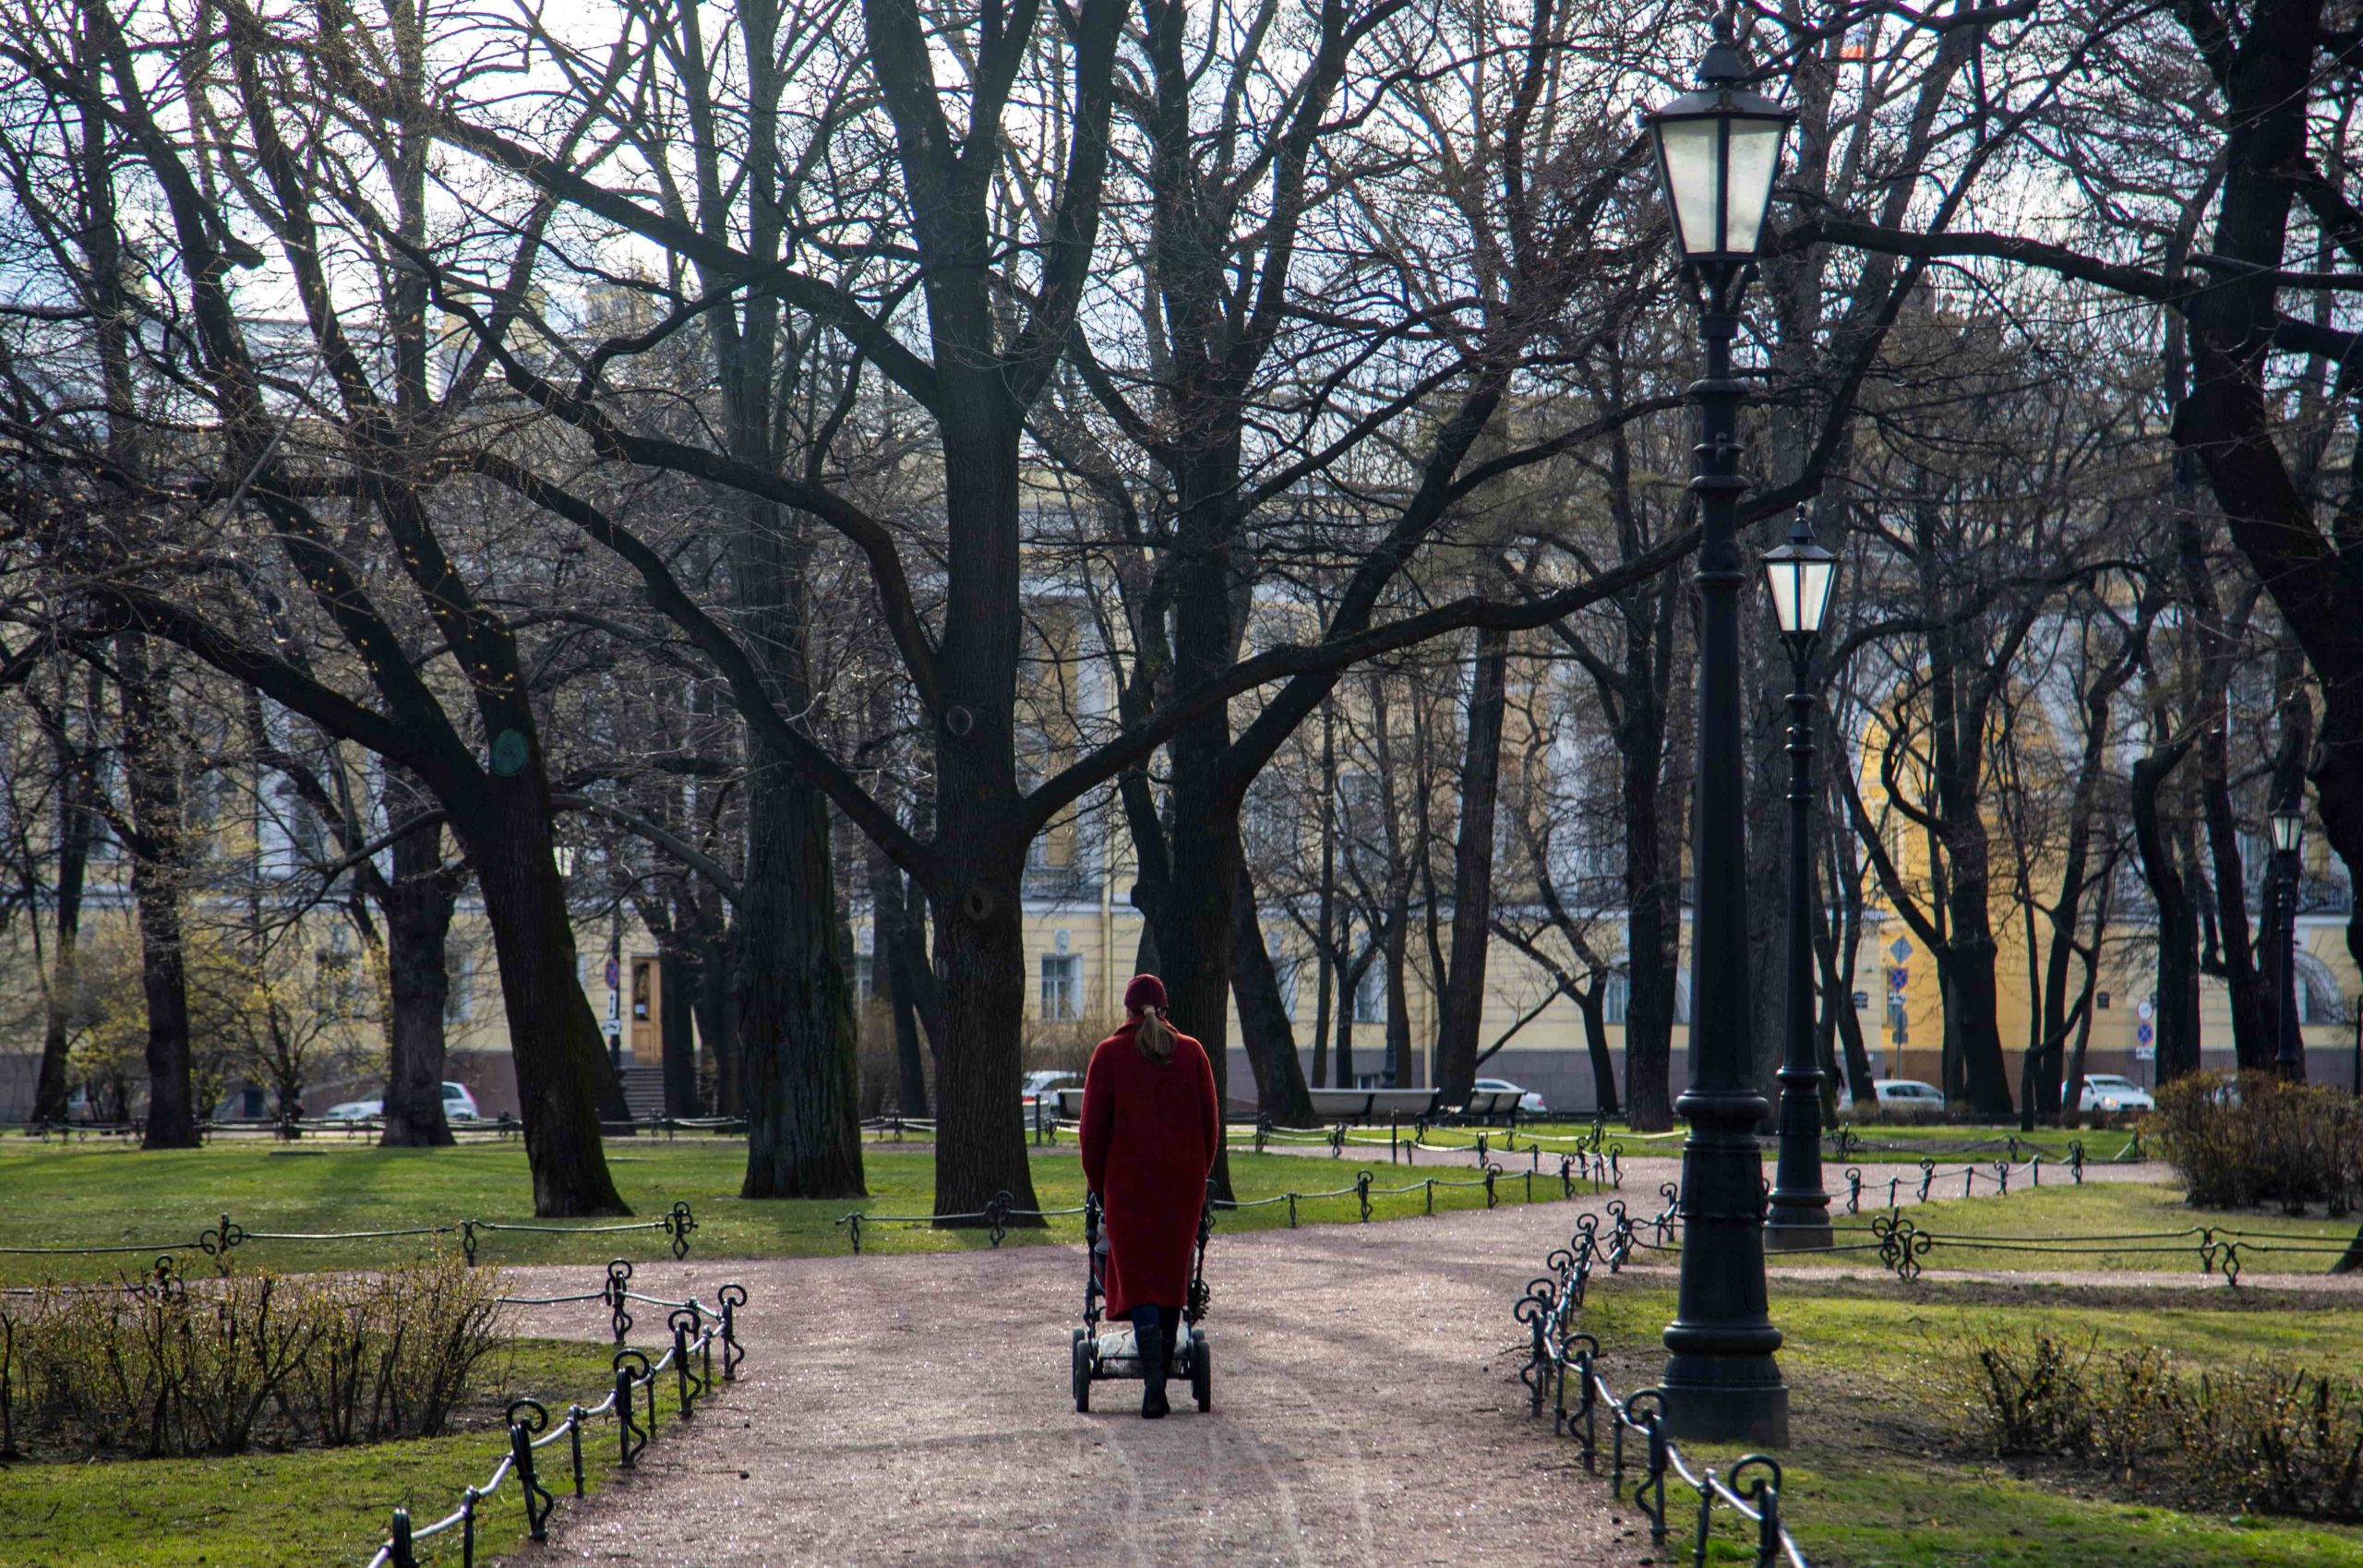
[2271,797,2305,1080]
[1643,11,1794,1446]
[1762,509,1837,1251]
[2349,993,2360,1100]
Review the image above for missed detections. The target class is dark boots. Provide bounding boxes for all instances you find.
[1135,1323,1170,1418]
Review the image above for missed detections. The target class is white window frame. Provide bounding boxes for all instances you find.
[1039,953,1084,1021]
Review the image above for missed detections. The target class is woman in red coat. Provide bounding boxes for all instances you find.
[1079,973,1219,1418]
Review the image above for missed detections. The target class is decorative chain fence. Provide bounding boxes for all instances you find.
[366,1269,750,1568]
[1823,1124,2146,1163]
[1809,1210,2358,1285]
[1512,1207,1809,1568]
[0,1201,699,1275]
[11,1114,754,1143]
[1612,1154,2348,1286]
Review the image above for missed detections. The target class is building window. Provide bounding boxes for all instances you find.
[855,952,875,1007]
[445,945,474,1023]
[1040,954,1083,1021]
[1602,974,1629,1025]
[1351,959,1385,1024]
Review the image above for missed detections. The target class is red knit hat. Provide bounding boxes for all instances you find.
[1122,974,1168,1012]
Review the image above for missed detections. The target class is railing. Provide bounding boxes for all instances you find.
[1827,1144,2086,1215]
[1806,1210,2359,1286]
[1822,1125,2145,1163]
[1602,1146,2348,1287]
[0,1201,698,1272]
[6,1113,754,1143]
[1514,1206,1809,1568]
[366,1269,750,1568]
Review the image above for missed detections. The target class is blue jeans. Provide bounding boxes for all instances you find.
[1130,1303,1179,1350]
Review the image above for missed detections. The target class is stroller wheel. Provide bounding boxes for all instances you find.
[1189,1328,1210,1412]
[1072,1327,1092,1412]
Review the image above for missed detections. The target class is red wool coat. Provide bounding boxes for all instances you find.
[1078,1023,1219,1319]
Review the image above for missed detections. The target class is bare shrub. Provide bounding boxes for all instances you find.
[2148,1071,2362,1215]
[1956,1331,2363,1520]
[6,1251,506,1457]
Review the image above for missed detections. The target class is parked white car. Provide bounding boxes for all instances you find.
[2074,1073,2153,1114]
[1473,1077,1548,1114]
[1021,1070,1081,1120]
[321,1083,480,1122]
[1870,1078,1946,1107]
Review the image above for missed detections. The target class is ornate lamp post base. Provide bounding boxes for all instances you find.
[1661,1373,1793,1446]
[1764,1215,1834,1252]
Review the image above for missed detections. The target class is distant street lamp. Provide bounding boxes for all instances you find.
[1763,509,1837,1252]
[2272,798,2305,1080]
[1643,10,1794,1446]
[2349,993,2361,1101]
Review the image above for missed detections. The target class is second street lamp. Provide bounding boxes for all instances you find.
[1763,509,1837,1251]
[2273,798,2305,1080]
[1644,8,1794,1445]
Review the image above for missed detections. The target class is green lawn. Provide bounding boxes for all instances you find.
[1565,1280,2363,1567]
[1786,1181,2360,1276]
[0,1338,696,1568]
[0,1137,1608,1286]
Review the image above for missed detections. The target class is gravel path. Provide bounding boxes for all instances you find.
[487,1150,2271,1567]
[499,1194,1651,1568]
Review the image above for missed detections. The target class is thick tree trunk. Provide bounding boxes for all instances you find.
[1150,798,1243,1197]
[738,758,866,1198]
[1383,882,1412,1088]
[1577,989,1620,1118]
[379,773,457,1148]
[692,920,740,1117]
[925,406,1040,1222]
[1625,873,1680,1131]
[1814,797,1874,1108]
[32,709,95,1125]
[2133,739,2203,1083]
[446,784,628,1215]
[930,865,1038,1217]
[1333,930,1368,1089]
[1622,677,1683,1132]
[2161,0,2363,1091]
[1311,702,1337,1091]
[1434,628,1509,1104]
[2036,640,2132,1126]
[1936,815,2014,1113]
[659,951,702,1118]
[870,851,931,1118]
[1231,868,1314,1124]
[119,634,198,1149]
[1937,931,2013,1114]
[2179,509,2274,1068]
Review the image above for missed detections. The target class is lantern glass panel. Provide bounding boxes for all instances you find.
[1655,117,1723,256]
[2272,809,2305,855]
[1769,557,1836,636]
[1721,117,1786,254]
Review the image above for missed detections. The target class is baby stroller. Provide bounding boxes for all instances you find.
[1071,1181,1213,1412]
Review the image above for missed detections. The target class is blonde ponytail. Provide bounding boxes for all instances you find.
[1134,1007,1177,1063]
